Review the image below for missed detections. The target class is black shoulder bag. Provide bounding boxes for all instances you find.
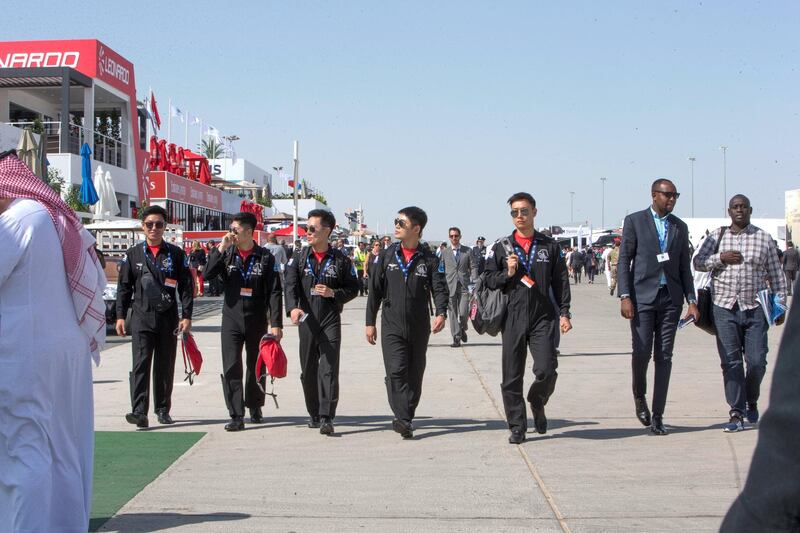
[695,227,727,335]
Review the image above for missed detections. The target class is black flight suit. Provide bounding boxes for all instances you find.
[284,246,360,419]
[116,241,194,417]
[484,232,571,432]
[366,244,449,424]
[205,246,283,419]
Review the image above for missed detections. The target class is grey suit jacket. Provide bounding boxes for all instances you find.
[441,244,478,294]
[617,207,695,307]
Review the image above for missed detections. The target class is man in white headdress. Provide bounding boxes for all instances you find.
[0,150,105,532]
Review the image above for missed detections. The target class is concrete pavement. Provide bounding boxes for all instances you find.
[93,282,786,532]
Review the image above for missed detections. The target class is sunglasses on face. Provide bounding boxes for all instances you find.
[144,221,165,229]
[510,208,531,218]
[307,225,327,234]
[654,191,681,200]
[449,234,460,239]
[394,218,410,229]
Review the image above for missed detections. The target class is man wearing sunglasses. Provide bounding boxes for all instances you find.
[618,179,699,436]
[284,209,359,435]
[205,212,283,431]
[366,207,449,439]
[441,227,479,347]
[484,192,572,444]
[116,205,194,428]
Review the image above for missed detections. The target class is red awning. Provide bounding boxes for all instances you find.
[273,224,306,237]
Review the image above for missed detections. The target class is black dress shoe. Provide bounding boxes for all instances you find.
[250,408,264,424]
[461,331,468,343]
[392,418,414,439]
[531,404,548,434]
[635,397,652,427]
[508,428,526,444]
[125,412,149,428]
[156,411,174,425]
[225,417,245,432]
[319,417,334,435]
[650,415,668,436]
[450,337,461,348]
[308,416,321,428]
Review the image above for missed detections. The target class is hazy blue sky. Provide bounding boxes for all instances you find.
[5,1,799,241]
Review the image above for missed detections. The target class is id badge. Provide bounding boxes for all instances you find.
[656,253,670,263]
[310,288,319,297]
[164,278,178,289]
[520,275,536,289]
[240,287,253,298]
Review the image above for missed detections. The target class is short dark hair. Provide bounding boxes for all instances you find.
[651,178,675,191]
[448,227,461,235]
[398,206,428,235]
[787,241,794,247]
[233,212,257,231]
[141,205,168,221]
[307,209,336,229]
[729,194,751,207]
[507,192,536,208]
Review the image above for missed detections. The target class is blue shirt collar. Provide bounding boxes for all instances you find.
[650,207,669,222]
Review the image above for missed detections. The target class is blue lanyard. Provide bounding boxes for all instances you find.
[395,248,419,280]
[143,243,173,275]
[513,242,538,275]
[306,253,333,284]
[656,218,669,252]
[235,251,257,283]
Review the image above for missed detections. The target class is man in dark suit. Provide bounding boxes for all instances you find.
[618,179,699,435]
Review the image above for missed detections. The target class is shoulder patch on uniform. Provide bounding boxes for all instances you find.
[287,258,294,266]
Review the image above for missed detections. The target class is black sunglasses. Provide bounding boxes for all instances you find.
[510,208,531,218]
[449,234,460,238]
[144,221,165,229]
[654,191,681,200]
[394,218,410,229]
[307,224,328,234]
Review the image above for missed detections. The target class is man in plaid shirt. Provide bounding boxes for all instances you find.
[694,194,786,433]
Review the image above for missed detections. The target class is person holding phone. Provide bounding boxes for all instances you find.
[204,212,283,431]
[484,192,572,444]
[284,209,359,435]
[116,205,194,428]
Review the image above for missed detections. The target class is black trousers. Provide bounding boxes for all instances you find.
[357,269,366,295]
[381,327,430,423]
[130,311,178,415]
[630,287,680,416]
[221,316,267,418]
[298,318,342,418]
[501,312,558,431]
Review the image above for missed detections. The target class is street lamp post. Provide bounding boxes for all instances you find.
[292,141,300,245]
[223,135,239,182]
[719,146,728,216]
[688,157,696,217]
[272,165,283,194]
[569,191,575,223]
[600,177,607,228]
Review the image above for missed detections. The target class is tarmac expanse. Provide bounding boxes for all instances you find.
[93,282,785,532]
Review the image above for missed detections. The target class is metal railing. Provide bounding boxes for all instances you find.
[5,121,129,169]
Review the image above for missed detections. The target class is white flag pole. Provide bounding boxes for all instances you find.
[167,98,172,144]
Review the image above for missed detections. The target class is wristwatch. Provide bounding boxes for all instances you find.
[561,312,572,320]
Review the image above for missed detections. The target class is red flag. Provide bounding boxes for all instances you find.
[287,180,294,187]
[150,90,161,129]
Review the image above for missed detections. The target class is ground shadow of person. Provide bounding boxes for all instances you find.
[92,512,249,532]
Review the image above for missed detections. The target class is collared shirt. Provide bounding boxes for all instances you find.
[693,224,787,310]
[650,207,669,286]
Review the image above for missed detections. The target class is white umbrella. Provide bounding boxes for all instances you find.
[16,128,42,178]
[93,166,120,219]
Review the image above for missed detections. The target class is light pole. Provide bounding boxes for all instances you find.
[600,177,607,228]
[569,191,575,223]
[272,165,283,194]
[223,134,239,182]
[292,141,300,245]
[719,146,728,216]
[688,157,696,217]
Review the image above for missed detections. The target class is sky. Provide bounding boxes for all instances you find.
[4,1,799,242]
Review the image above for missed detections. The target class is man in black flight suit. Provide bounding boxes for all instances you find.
[484,192,572,444]
[366,206,449,440]
[285,209,359,435]
[116,205,193,428]
[205,212,283,431]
